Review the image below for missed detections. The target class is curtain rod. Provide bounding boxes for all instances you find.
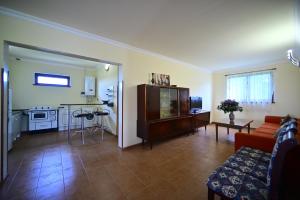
[224,68,276,77]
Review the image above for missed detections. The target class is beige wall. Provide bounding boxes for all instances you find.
[212,62,300,127]
[0,14,212,147]
[124,51,212,145]
[8,58,94,109]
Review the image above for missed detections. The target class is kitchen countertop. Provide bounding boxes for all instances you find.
[12,109,29,112]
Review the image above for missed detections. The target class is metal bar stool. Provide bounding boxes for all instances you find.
[72,109,94,144]
[93,109,110,141]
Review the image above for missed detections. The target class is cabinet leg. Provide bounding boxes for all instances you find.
[227,127,229,135]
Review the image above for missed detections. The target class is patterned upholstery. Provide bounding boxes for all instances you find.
[267,124,295,185]
[235,147,271,164]
[223,152,269,183]
[207,166,268,200]
[207,146,270,200]
[207,118,298,200]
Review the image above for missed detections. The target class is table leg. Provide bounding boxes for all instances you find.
[238,129,241,132]
[67,105,71,144]
[215,124,218,142]
[227,127,229,135]
[248,124,250,134]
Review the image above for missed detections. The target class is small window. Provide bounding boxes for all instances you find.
[226,71,274,104]
[34,73,71,87]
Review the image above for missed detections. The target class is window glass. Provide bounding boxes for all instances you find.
[34,73,70,87]
[226,71,274,104]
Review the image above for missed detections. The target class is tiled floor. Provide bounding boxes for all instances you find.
[0,125,239,200]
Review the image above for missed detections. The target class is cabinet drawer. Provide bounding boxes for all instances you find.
[175,117,192,133]
[194,112,210,121]
[149,121,173,139]
[35,122,52,130]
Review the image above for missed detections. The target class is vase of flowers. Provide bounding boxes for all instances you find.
[217,99,243,121]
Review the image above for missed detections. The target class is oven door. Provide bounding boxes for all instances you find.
[31,111,48,121]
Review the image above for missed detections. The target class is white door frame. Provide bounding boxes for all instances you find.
[1,42,9,181]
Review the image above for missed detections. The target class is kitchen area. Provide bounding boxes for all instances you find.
[7,45,119,151]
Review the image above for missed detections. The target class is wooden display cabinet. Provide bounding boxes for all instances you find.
[137,84,206,148]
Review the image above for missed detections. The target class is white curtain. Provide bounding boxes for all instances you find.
[226,71,274,105]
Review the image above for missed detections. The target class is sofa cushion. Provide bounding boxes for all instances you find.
[280,114,292,125]
[266,131,298,199]
[274,119,297,136]
[255,127,276,135]
[260,123,280,130]
[207,166,268,200]
[274,123,290,138]
[252,131,275,138]
[235,146,271,164]
[223,148,270,183]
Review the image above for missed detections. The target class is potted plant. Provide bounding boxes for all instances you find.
[217,99,243,121]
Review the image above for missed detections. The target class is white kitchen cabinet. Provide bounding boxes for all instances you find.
[8,112,22,151]
[84,76,96,96]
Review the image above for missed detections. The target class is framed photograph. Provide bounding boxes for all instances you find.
[150,73,170,86]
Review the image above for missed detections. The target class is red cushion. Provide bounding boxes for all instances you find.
[260,123,280,130]
[255,127,276,135]
[252,131,275,138]
[264,116,282,124]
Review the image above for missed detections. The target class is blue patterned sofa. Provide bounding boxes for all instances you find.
[207,119,298,200]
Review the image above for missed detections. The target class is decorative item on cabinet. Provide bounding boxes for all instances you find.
[149,73,170,86]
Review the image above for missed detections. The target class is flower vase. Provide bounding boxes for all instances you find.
[229,112,235,121]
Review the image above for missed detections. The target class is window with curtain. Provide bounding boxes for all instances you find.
[226,71,274,104]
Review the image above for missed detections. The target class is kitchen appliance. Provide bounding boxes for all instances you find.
[28,106,58,131]
[84,76,96,96]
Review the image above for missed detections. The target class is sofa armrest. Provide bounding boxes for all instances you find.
[235,133,276,153]
[264,116,282,124]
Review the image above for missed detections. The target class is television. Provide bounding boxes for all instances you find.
[190,96,202,113]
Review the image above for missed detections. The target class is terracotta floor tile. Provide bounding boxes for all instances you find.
[5,188,37,200]
[36,181,64,200]
[38,171,63,188]
[2,127,235,200]
[9,177,39,193]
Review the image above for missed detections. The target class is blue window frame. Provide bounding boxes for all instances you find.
[34,73,71,87]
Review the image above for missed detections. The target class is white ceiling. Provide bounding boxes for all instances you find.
[1,0,298,71]
[9,46,106,69]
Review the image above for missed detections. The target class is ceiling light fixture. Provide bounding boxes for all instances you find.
[287,49,300,67]
[104,64,110,71]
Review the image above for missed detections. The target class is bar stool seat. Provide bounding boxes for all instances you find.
[93,110,110,141]
[94,111,109,116]
[73,111,94,144]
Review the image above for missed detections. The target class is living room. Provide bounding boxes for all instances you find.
[0,1,300,200]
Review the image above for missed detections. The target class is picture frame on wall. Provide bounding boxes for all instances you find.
[150,73,170,86]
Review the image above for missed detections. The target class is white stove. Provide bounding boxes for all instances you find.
[28,106,58,131]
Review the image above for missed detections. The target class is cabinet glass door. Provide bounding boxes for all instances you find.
[160,88,178,119]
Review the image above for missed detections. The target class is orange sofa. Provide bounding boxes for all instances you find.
[235,115,299,153]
